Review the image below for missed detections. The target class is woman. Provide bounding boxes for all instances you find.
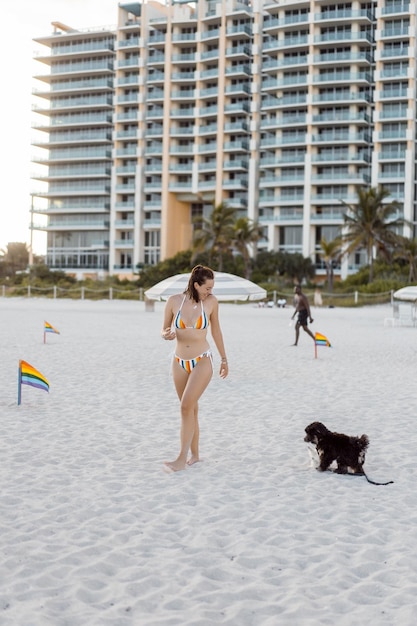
[161,265,228,472]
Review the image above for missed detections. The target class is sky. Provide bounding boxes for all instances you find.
[0,0,121,255]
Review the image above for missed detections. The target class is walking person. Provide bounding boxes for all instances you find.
[291,284,315,346]
[161,265,228,472]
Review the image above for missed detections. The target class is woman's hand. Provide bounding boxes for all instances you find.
[219,360,228,379]
[161,327,176,341]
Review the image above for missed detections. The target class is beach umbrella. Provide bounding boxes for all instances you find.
[393,286,417,302]
[144,271,266,302]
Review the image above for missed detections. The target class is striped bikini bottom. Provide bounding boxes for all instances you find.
[174,350,213,374]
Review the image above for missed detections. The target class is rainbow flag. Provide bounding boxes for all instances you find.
[44,321,60,334]
[315,332,331,347]
[18,360,49,405]
[44,321,60,343]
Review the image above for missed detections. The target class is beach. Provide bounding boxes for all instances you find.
[1,297,416,625]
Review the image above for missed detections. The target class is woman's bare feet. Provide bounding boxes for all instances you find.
[186,455,200,466]
[163,460,186,472]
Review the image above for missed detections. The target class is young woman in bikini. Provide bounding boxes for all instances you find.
[161,265,228,472]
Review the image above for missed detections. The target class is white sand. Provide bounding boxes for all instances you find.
[1,297,416,625]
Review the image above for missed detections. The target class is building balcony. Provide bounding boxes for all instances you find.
[314,32,373,44]
[170,126,195,136]
[263,36,308,51]
[313,72,372,84]
[169,163,193,173]
[223,140,249,151]
[312,91,371,103]
[222,178,248,189]
[168,180,193,191]
[171,71,196,81]
[380,26,411,39]
[314,51,372,65]
[198,161,216,172]
[117,57,141,69]
[147,54,165,65]
[116,75,139,87]
[171,88,196,100]
[223,160,248,170]
[47,42,115,57]
[170,144,194,155]
[259,210,303,222]
[115,129,139,140]
[379,150,406,160]
[46,219,110,230]
[311,113,371,124]
[199,122,217,135]
[312,152,371,163]
[171,108,195,118]
[143,217,162,226]
[115,147,140,157]
[312,132,371,144]
[117,38,139,49]
[263,15,309,31]
[201,28,220,41]
[147,72,165,83]
[172,32,196,43]
[114,239,134,247]
[315,9,373,22]
[311,210,344,221]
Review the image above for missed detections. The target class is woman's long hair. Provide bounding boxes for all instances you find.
[184,265,214,302]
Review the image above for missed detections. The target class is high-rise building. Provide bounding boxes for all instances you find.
[31,0,416,280]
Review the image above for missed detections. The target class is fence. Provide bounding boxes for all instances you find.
[265,289,394,308]
[1,283,395,307]
[0,284,145,301]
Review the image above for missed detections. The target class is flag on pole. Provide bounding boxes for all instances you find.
[44,320,60,343]
[315,332,331,347]
[314,332,331,358]
[18,360,49,405]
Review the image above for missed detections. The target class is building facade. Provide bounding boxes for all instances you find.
[31,0,417,280]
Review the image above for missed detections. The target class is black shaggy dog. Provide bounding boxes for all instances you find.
[304,421,393,485]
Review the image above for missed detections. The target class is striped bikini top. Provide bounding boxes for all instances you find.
[174,296,209,330]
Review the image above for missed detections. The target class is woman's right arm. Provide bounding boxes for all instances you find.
[161,296,176,341]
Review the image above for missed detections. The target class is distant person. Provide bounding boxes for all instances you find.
[314,288,323,307]
[277,298,287,308]
[160,265,228,472]
[291,285,315,346]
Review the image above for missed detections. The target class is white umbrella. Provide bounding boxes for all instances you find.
[393,286,417,302]
[145,271,266,302]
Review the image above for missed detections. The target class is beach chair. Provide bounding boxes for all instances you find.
[412,303,417,327]
[384,301,416,327]
[384,302,400,327]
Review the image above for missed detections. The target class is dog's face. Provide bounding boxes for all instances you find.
[304,421,369,474]
[304,421,330,445]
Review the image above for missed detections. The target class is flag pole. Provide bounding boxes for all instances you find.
[18,360,22,405]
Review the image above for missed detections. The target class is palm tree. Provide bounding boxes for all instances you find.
[318,236,343,292]
[0,242,30,275]
[192,202,236,270]
[393,236,417,283]
[341,186,402,282]
[232,217,264,279]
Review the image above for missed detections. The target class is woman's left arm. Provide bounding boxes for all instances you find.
[209,298,228,378]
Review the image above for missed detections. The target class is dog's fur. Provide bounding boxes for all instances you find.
[304,421,393,485]
[304,421,369,475]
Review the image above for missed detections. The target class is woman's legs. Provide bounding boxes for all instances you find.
[188,403,200,466]
[165,356,213,471]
